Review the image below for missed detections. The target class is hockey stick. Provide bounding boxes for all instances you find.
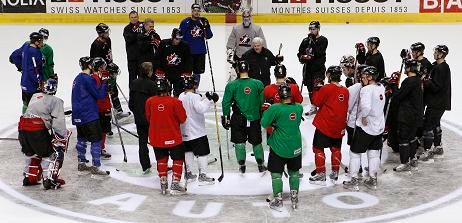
[109,93,128,163]
[205,33,225,182]
[111,121,139,138]
[0,138,18,141]
[116,83,129,105]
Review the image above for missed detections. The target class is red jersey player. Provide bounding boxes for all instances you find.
[308,65,349,185]
[145,77,187,195]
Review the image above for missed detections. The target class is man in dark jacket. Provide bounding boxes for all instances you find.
[242,37,282,86]
[138,18,161,72]
[123,11,143,89]
[129,62,157,173]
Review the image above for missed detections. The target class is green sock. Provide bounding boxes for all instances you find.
[22,104,27,114]
[271,172,283,195]
[234,143,246,163]
[288,169,300,191]
[252,144,264,163]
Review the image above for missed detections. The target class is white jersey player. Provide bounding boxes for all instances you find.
[179,75,219,185]
[343,66,385,191]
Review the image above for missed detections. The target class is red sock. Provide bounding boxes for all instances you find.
[156,157,168,177]
[313,147,326,173]
[101,133,106,151]
[330,147,342,172]
[172,160,184,182]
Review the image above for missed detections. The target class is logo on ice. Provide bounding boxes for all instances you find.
[420,0,462,12]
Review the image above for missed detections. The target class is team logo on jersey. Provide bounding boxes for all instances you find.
[338,94,345,102]
[244,87,252,94]
[150,37,160,47]
[167,53,182,66]
[305,47,313,57]
[239,34,251,47]
[191,25,203,38]
[289,112,297,120]
[380,94,384,100]
[157,104,165,112]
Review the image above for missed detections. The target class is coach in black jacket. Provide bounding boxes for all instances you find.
[123,11,143,88]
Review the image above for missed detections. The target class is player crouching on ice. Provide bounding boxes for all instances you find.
[261,84,304,211]
[343,66,385,191]
[145,78,188,195]
[309,66,349,185]
[19,77,71,189]
[179,75,218,185]
[221,61,265,174]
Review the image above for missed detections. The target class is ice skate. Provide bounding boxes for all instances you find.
[290,190,299,210]
[43,178,62,190]
[116,111,131,119]
[142,167,152,175]
[22,177,40,186]
[90,166,110,175]
[420,149,434,162]
[198,173,215,185]
[329,171,339,184]
[393,163,411,172]
[160,176,168,195]
[343,177,360,191]
[309,172,326,186]
[100,150,112,160]
[363,177,377,190]
[239,165,246,175]
[170,181,187,195]
[269,193,283,212]
[433,146,444,159]
[304,106,317,116]
[410,158,419,171]
[185,171,197,183]
[77,162,91,172]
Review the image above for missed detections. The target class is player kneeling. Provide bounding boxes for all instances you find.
[179,75,218,185]
[261,84,304,211]
[19,77,71,189]
[146,78,188,195]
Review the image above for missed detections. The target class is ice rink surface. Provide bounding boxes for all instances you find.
[0,23,461,222]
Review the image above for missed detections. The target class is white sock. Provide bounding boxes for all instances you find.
[349,151,361,178]
[367,150,381,178]
[198,156,208,175]
[185,152,194,173]
[40,157,51,180]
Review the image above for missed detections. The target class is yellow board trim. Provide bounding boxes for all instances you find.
[1,13,462,24]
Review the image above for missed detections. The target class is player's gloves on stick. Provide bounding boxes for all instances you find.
[200,17,210,29]
[221,115,230,130]
[205,91,219,103]
[275,54,284,63]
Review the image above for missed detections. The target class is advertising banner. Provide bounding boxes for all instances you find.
[1,0,46,13]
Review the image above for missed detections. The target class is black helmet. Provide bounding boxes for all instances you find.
[274,64,287,79]
[91,57,107,71]
[43,78,58,95]
[410,42,425,52]
[362,66,379,79]
[79,56,93,70]
[326,65,342,82]
[357,64,368,73]
[434,45,449,55]
[309,21,320,29]
[191,3,201,10]
[107,63,120,76]
[237,61,249,74]
[404,59,419,73]
[96,23,110,34]
[155,77,171,93]
[340,55,355,68]
[171,28,183,39]
[367,37,380,46]
[29,32,43,42]
[278,83,292,100]
[38,28,49,38]
[181,74,195,90]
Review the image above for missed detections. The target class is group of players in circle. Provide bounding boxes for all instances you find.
[9,3,452,212]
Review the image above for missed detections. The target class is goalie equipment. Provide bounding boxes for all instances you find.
[52,130,72,151]
[96,23,110,35]
[326,65,342,83]
[278,83,292,100]
[274,64,287,79]
[91,57,107,71]
[23,155,43,186]
[226,48,235,64]
[242,8,252,28]
[79,56,92,70]
[340,55,355,68]
[42,78,58,95]
[410,42,425,52]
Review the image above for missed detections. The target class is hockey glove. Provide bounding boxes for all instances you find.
[275,54,284,63]
[285,77,297,85]
[355,43,366,64]
[221,116,230,130]
[389,72,400,85]
[205,91,219,103]
[261,103,271,112]
[200,17,210,29]
[52,130,72,151]
[400,49,410,60]
[265,97,275,104]
[300,55,312,63]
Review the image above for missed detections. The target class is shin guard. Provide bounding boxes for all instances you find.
[156,157,168,178]
[172,160,184,182]
[423,130,434,150]
[349,151,361,178]
[234,143,246,163]
[24,155,43,185]
[271,172,283,195]
[433,126,442,147]
[398,141,410,164]
[367,150,381,178]
[313,147,326,173]
[288,170,300,191]
[252,144,264,164]
[330,147,342,172]
[90,140,102,167]
[184,152,194,172]
[198,156,208,174]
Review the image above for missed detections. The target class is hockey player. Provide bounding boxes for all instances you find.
[90,57,113,160]
[90,23,130,119]
[129,62,157,173]
[242,37,283,86]
[123,11,143,88]
[308,66,349,185]
[364,37,386,81]
[410,42,433,77]
[38,28,55,81]
[261,84,304,211]
[157,28,193,96]
[343,66,385,191]
[138,18,161,72]
[19,77,71,189]
[179,3,213,86]
[419,45,451,161]
[221,61,265,174]
[340,55,356,88]
[297,21,328,116]
[72,57,110,176]
[388,59,424,172]
[10,32,44,113]
[145,78,188,195]
[226,9,266,69]
[179,75,219,185]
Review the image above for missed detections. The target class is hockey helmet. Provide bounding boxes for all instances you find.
[367,36,380,46]
[434,45,449,55]
[362,66,379,80]
[96,23,110,35]
[340,55,355,68]
[326,65,342,82]
[155,77,171,93]
[191,3,201,10]
[172,28,183,39]
[278,83,292,100]
[237,60,249,74]
[309,21,320,30]
[274,64,287,79]
[79,56,93,70]
[43,77,58,95]
[410,42,425,52]
[91,57,107,71]
[404,59,419,73]
[38,28,49,38]
[29,32,43,42]
[107,63,120,76]
[181,74,195,90]
[242,8,252,28]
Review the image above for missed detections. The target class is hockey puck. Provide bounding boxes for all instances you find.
[116,169,120,171]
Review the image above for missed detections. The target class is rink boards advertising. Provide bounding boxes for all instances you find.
[0,1,462,24]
